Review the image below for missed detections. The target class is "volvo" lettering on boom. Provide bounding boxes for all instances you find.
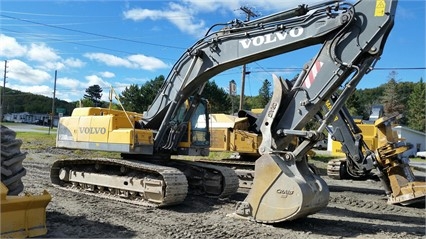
[239,26,304,49]
[79,127,107,134]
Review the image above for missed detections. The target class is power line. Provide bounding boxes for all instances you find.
[1,28,178,61]
[1,14,186,50]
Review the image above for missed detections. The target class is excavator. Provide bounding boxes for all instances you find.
[324,95,426,205]
[52,0,408,223]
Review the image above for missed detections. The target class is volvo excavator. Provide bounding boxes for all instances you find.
[52,0,407,223]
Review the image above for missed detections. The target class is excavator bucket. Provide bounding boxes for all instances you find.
[1,183,51,238]
[233,153,329,223]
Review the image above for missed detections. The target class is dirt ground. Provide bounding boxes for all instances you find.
[22,148,425,239]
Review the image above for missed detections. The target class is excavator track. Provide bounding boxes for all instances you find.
[50,158,188,207]
[193,159,255,189]
[327,158,347,180]
[178,161,239,198]
[143,158,240,198]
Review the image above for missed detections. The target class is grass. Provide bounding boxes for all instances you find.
[410,157,425,162]
[16,131,120,158]
[17,131,56,150]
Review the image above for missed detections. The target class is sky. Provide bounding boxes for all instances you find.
[0,0,425,103]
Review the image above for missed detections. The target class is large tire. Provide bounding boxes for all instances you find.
[1,125,26,195]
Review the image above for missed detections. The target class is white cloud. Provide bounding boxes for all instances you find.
[128,54,168,71]
[99,71,115,78]
[8,83,52,98]
[42,61,66,71]
[123,2,207,38]
[64,58,85,68]
[123,8,163,21]
[57,77,81,89]
[85,53,133,68]
[0,34,84,74]
[85,75,109,88]
[27,43,60,62]
[7,59,51,84]
[0,34,27,57]
[123,0,324,38]
[84,52,167,71]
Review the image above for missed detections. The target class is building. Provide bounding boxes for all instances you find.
[2,112,59,127]
[393,126,426,157]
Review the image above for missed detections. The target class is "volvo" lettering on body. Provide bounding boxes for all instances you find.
[79,127,107,134]
[239,26,304,49]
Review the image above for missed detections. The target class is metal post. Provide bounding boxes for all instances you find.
[238,7,258,111]
[49,70,57,134]
[239,65,246,110]
[229,80,236,114]
[1,60,7,122]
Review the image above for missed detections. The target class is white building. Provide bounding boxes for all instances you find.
[3,112,58,127]
[393,126,426,157]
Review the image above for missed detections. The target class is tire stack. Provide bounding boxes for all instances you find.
[1,125,26,195]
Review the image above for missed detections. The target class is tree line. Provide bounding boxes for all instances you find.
[2,71,424,132]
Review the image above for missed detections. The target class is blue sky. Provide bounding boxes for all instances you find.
[0,0,425,103]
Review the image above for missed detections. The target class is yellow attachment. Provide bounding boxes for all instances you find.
[372,113,426,205]
[1,183,51,238]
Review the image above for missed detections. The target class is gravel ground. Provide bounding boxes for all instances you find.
[21,148,425,239]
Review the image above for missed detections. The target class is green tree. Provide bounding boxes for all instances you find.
[407,79,425,132]
[120,84,144,112]
[202,81,231,113]
[346,91,364,117]
[380,72,404,117]
[77,98,94,107]
[258,79,272,107]
[84,85,103,107]
[140,75,165,111]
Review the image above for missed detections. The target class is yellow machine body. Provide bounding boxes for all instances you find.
[331,119,379,156]
[1,183,51,238]
[56,107,208,156]
[209,114,260,155]
[57,107,154,154]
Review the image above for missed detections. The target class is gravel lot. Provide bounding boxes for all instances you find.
[18,145,425,239]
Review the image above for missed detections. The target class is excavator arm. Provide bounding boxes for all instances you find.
[138,0,398,223]
[141,1,359,152]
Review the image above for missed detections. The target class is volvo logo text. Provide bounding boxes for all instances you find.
[239,27,304,49]
[79,127,107,134]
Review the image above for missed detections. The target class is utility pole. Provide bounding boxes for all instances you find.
[229,80,236,115]
[1,60,8,122]
[239,6,258,110]
[49,70,57,134]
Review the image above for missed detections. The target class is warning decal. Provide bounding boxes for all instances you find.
[375,0,386,17]
[304,60,323,89]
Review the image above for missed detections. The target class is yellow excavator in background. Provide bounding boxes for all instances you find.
[51,0,423,223]
[1,126,51,238]
[323,96,425,205]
